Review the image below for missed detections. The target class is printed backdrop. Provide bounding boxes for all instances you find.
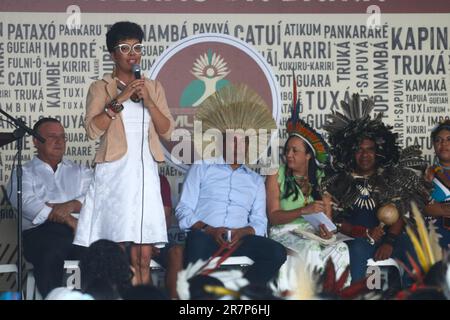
[1,0,449,290]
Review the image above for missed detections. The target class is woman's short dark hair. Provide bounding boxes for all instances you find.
[106,21,144,53]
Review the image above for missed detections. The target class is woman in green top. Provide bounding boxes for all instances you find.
[266,131,350,289]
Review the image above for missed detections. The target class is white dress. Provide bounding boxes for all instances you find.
[74,98,167,247]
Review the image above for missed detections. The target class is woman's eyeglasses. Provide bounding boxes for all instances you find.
[114,43,144,55]
[434,136,450,144]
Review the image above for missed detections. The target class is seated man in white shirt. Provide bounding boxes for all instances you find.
[8,117,92,297]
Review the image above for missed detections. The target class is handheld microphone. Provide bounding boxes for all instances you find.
[132,64,141,80]
[131,64,142,103]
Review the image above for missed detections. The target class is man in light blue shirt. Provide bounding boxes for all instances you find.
[176,153,286,286]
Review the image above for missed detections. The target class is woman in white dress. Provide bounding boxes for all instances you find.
[74,21,174,285]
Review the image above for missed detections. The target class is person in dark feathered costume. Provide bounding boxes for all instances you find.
[321,93,432,289]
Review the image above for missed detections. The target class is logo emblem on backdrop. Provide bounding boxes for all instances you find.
[180,49,230,107]
[149,34,280,172]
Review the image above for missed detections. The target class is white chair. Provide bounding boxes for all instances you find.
[367,258,403,275]
[150,259,163,270]
[0,264,18,288]
[149,260,166,287]
[0,264,18,274]
[25,262,42,300]
[0,264,19,299]
[198,256,254,275]
[210,256,254,268]
[62,259,167,288]
[0,263,44,300]
[149,256,254,288]
[63,259,164,270]
[366,258,403,290]
[61,256,254,291]
[26,260,84,300]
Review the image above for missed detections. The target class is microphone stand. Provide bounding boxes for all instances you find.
[0,109,45,143]
[0,108,44,299]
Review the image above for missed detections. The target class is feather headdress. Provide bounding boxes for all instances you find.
[271,256,377,300]
[401,202,443,278]
[195,84,276,134]
[194,84,277,163]
[321,94,432,219]
[323,93,399,172]
[286,72,329,167]
[317,259,379,300]
[394,202,448,299]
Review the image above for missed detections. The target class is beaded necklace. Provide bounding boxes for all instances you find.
[434,165,450,182]
[292,175,312,204]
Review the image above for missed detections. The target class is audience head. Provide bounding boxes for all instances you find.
[431,119,450,165]
[32,117,66,166]
[106,21,144,74]
[282,134,321,201]
[79,239,133,299]
[353,138,377,176]
[284,135,316,173]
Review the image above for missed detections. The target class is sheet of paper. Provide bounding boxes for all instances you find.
[335,232,354,242]
[302,212,337,232]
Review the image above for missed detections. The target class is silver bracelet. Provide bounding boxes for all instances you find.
[366,228,375,245]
